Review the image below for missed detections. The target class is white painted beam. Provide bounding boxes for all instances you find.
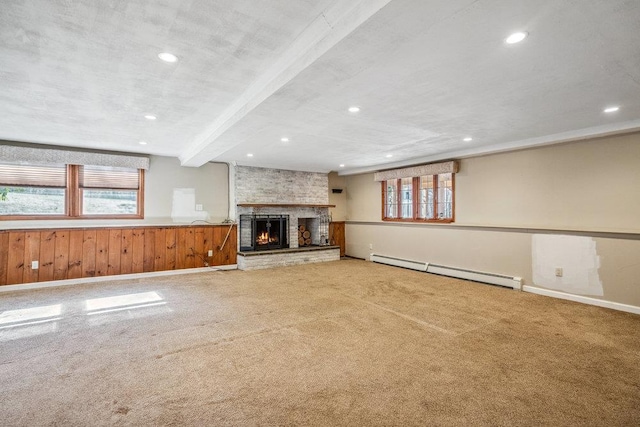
[179,0,394,167]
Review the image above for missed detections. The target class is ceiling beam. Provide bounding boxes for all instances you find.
[179,0,394,167]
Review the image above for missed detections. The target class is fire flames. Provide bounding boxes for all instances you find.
[256,232,278,245]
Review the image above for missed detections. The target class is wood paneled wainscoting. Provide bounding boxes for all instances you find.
[329,221,345,257]
[0,224,237,286]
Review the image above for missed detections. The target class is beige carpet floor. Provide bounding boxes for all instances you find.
[1,259,639,426]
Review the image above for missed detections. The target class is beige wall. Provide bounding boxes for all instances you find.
[0,155,230,229]
[343,132,640,308]
[328,172,347,221]
[145,156,229,223]
[456,133,640,232]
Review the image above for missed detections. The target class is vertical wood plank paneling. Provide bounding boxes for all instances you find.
[330,222,346,257]
[82,230,97,277]
[108,229,122,276]
[176,228,187,270]
[228,225,237,264]
[39,231,56,282]
[194,227,205,267]
[212,226,223,266]
[203,227,214,266]
[221,225,237,265]
[154,228,166,271]
[0,233,9,285]
[131,228,144,273]
[120,229,133,275]
[165,228,176,270]
[185,228,195,268]
[95,229,110,276]
[7,232,26,285]
[53,230,69,281]
[67,230,84,279]
[23,231,40,283]
[1,225,237,286]
[143,228,155,272]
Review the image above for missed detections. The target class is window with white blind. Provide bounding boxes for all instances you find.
[0,163,68,216]
[378,161,457,223]
[0,163,144,219]
[80,165,141,216]
[382,173,455,222]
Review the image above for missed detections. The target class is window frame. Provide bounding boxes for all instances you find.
[0,164,144,220]
[381,174,455,223]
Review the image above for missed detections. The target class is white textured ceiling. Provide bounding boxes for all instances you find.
[1,0,639,174]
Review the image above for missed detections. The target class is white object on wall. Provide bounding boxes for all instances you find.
[532,234,603,296]
[171,188,209,223]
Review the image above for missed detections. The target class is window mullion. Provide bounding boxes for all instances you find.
[432,174,438,220]
[397,179,401,219]
[67,165,79,217]
[413,176,420,221]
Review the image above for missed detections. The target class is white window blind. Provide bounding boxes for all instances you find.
[0,163,67,187]
[79,165,139,190]
[0,145,150,170]
[374,160,459,182]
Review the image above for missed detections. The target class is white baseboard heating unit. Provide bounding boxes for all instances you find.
[370,253,522,290]
[369,254,428,272]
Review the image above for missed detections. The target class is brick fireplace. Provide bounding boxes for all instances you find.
[234,166,340,270]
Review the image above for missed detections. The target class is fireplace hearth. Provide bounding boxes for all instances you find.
[240,214,289,251]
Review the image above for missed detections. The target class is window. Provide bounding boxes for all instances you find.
[80,165,141,216]
[382,173,454,222]
[0,163,144,219]
[0,163,68,216]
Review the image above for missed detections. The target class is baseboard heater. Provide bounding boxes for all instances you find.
[369,254,428,272]
[369,253,522,290]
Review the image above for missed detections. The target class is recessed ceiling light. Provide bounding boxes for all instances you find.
[246,153,253,157]
[281,137,289,142]
[604,106,620,113]
[144,115,157,120]
[138,141,147,145]
[463,137,473,142]
[385,154,393,158]
[505,31,528,44]
[339,164,345,168]
[348,106,360,113]
[158,52,178,63]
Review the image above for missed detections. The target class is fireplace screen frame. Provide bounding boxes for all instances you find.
[239,214,289,252]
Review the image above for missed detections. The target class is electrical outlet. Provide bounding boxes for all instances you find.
[31,260,39,270]
[208,249,213,257]
[195,204,203,211]
[555,268,563,277]
[369,243,373,250]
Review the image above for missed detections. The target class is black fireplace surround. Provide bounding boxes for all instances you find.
[240,214,289,252]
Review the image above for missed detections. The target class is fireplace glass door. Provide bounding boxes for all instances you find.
[239,214,289,251]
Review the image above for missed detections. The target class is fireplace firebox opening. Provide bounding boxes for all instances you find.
[239,214,289,251]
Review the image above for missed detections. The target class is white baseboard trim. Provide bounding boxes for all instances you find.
[0,265,238,293]
[522,285,640,315]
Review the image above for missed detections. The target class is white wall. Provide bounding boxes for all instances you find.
[343,132,640,308]
[328,172,347,221]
